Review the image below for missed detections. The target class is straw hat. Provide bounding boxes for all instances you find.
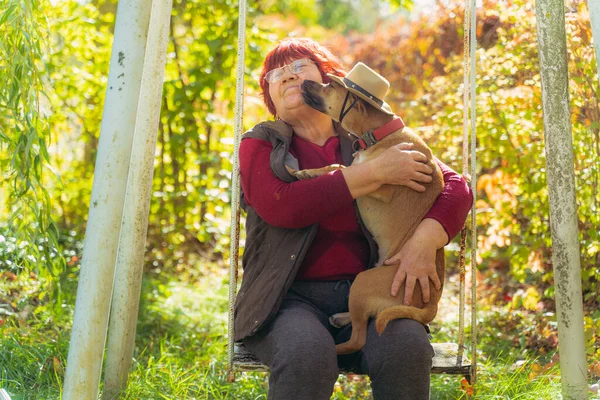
[327,62,394,115]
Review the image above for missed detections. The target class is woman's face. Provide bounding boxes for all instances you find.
[267,57,323,120]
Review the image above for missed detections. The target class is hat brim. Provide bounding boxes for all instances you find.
[327,74,394,115]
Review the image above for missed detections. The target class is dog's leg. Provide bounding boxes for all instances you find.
[334,273,373,354]
[335,313,369,355]
[287,164,346,180]
[329,312,351,328]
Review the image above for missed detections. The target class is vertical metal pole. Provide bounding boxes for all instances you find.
[468,0,477,386]
[102,1,172,399]
[63,1,153,399]
[456,0,472,368]
[458,3,477,388]
[535,0,588,398]
[227,0,247,383]
[589,0,600,77]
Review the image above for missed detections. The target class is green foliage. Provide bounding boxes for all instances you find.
[0,228,80,325]
[42,0,114,231]
[262,0,320,26]
[263,0,413,34]
[0,0,61,272]
[318,0,374,33]
[0,225,62,293]
[472,356,562,399]
[317,0,414,34]
[144,0,274,269]
[0,330,68,399]
[2,0,276,275]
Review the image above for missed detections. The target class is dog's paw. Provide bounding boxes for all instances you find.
[293,170,316,180]
[329,312,351,328]
[294,164,346,180]
[325,164,346,172]
[286,165,298,175]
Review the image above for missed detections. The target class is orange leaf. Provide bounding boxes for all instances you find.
[590,361,600,377]
[53,357,63,373]
[2,272,17,281]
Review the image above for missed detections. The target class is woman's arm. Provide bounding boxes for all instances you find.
[423,159,473,242]
[240,138,354,228]
[240,138,434,229]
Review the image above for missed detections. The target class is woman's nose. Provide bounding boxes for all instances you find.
[280,67,297,83]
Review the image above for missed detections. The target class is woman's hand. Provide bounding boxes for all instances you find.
[385,218,447,305]
[371,143,433,192]
[342,143,433,199]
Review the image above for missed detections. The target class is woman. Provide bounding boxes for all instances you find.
[234,37,472,400]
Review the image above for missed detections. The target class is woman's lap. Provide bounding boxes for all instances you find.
[243,280,433,400]
[243,282,341,400]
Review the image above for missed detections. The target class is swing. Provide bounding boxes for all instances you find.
[226,0,478,386]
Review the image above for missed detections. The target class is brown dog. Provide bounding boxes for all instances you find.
[291,64,445,355]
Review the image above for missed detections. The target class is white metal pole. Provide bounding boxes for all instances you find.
[535,0,588,399]
[589,0,600,77]
[63,1,153,399]
[102,1,172,398]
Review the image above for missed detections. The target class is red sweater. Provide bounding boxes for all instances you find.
[239,135,472,280]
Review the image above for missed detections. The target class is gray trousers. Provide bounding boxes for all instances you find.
[244,280,434,400]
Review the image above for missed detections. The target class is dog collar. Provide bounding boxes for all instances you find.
[353,117,405,151]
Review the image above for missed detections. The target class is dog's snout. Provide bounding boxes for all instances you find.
[301,80,326,113]
[301,80,318,89]
[301,80,321,95]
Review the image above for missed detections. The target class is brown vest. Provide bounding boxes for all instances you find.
[234,120,377,341]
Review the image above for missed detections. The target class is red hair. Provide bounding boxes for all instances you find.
[260,38,346,117]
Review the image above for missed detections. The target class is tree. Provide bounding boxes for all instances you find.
[0,0,62,274]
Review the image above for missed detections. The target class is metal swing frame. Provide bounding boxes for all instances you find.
[226,0,479,387]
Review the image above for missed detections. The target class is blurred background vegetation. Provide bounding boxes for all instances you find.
[1,0,599,398]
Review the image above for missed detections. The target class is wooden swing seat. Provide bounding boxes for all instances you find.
[232,341,471,379]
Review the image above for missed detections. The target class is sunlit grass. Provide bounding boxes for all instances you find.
[0,266,592,399]
[0,331,66,399]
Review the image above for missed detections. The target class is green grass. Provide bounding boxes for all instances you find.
[0,332,67,399]
[1,266,597,399]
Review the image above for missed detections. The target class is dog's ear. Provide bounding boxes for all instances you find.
[355,97,369,115]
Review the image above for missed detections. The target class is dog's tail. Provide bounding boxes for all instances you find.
[375,302,438,335]
[335,317,369,355]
